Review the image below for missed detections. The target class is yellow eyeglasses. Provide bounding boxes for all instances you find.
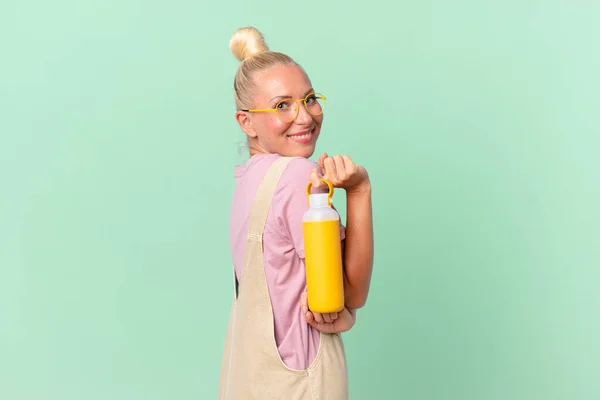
[242,92,326,123]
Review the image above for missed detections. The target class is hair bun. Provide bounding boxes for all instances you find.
[229,27,269,62]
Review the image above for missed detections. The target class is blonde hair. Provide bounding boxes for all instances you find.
[229,27,297,110]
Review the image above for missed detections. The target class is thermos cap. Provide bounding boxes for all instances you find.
[309,193,330,208]
[306,179,334,206]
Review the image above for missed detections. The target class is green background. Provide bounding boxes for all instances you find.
[1,1,598,399]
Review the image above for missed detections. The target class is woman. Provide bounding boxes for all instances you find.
[219,27,374,400]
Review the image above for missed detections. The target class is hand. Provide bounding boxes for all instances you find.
[300,291,356,334]
[310,153,370,194]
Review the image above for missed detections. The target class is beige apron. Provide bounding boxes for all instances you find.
[219,156,349,400]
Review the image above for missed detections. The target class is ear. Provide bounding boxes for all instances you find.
[235,111,258,139]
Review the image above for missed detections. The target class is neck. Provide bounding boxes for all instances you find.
[248,140,269,157]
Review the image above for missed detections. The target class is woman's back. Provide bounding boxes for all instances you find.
[229,153,345,370]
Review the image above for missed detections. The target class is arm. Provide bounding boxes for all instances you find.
[311,153,374,310]
[342,181,374,309]
[275,158,356,332]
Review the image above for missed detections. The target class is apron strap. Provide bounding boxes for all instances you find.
[247,156,298,242]
[232,156,298,299]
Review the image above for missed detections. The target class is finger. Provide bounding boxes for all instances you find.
[323,157,337,182]
[323,313,333,324]
[332,155,347,180]
[313,311,324,324]
[318,152,328,173]
[307,319,335,334]
[300,291,308,313]
[342,155,357,175]
[310,167,325,190]
[305,310,314,324]
[331,312,338,320]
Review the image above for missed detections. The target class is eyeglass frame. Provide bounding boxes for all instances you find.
[241,92,326,123]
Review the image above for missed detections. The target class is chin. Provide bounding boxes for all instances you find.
[290,138,318,158]
[296,147,316,158]
[279,145,314,159]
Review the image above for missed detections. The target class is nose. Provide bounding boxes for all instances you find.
[294,101,312,124]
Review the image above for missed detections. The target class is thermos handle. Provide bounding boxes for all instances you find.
[306,179,334,206]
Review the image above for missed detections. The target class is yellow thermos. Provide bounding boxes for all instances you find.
[302,179,345,314]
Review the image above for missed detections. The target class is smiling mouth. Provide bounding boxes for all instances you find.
[287,128,315,143]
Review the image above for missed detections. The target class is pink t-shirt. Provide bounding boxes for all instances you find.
[229,153,346,370]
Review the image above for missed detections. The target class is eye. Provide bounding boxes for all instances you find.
[305,94,317,104]
[276,99,294,109]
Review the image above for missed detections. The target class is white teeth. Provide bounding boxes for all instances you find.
[289,133,311,139]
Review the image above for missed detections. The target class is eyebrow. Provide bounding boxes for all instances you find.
[269,88,315,103]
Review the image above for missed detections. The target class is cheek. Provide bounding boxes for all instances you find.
[312,114,324,130]
[253,115,287,139]
[264,116,289,136]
